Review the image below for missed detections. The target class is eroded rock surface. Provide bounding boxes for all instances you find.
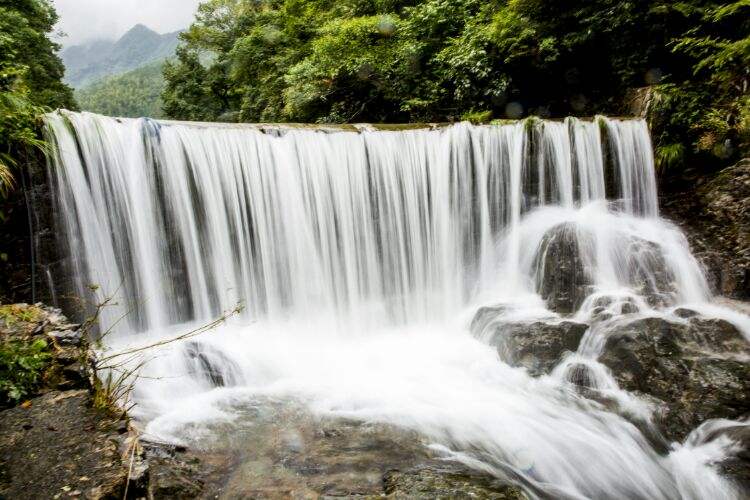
[662,159,750,299]
[479,318,588,376]
[0,303,87,407]
[532,223,676,314]
[384,467,527,499]
[138,402,527,499]
[598,315,750,441]
[533,223,591,314]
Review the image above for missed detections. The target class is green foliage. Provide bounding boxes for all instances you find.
[76,62,166,118]
[461,110,493,124]
[0,68,48,196]
[0,338,50,404]
[650,0,749,168]
[160,0,748,169]
[655,143,687,173]
[0,0,75,197]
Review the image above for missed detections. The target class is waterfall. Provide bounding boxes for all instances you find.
[46,112,672,331]
[44,111,745,499]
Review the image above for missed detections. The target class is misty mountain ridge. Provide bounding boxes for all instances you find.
[62,24,181,88]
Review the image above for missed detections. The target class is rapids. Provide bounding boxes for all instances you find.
[44,111,749,499]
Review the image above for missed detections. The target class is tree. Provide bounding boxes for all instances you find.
[76,62,166,119]
[162,0,748,169]
[651,0,749,170]
[0,0,75,194]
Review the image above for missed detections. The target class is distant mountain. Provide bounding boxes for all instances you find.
[75,61,165,118]
[62,24,180,88]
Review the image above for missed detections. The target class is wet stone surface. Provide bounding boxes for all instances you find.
[532,222,677,315]
[598,315,750,442]
[482,320,588,376]
[533,222,591,314]
[139,401,527,499]
[469,303,750,489]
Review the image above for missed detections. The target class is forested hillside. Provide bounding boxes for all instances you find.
[75,62,165,118]
[61,24,179,88]
[163,0,749,173]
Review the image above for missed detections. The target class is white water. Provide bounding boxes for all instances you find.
[45,111,748,499]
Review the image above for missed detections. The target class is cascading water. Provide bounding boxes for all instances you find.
[44,111,748,499]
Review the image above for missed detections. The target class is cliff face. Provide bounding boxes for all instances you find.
[0,153,62,306]
[661,159,750,300]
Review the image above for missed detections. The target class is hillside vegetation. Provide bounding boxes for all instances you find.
[162,0,749,173]
[75,62,165,118]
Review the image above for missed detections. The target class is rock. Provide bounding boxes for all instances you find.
[621,236,676,307]
[532,223,675,313]
[143,400,529,499]
[674,421,750,492]
[146,450,204,499]
[661,159,750,300]
[483,319,589,376]
[184,341,241,388]
[470,305,510,335]
[673,307,700,319]
[384,467,526,499]
[0,303,90,405]
[621,301,639,315]
[533,223,591,314]
[47,328,83,345]
[598,316,750,441]
[712,424,750,492]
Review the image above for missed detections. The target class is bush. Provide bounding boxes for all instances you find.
[0,338,50,404]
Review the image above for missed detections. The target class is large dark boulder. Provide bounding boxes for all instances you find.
[532,223,676,314]
[494,321,588,376]
[533,223,591,314]
[598,316,750,441]
[471,307,588,376]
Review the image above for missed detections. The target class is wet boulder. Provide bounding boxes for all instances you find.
[470,305,510,337]
[711,424,750,492]
[598,316,750,441]
[184,342,241,388]
[143,442,205,500]
[481,319,589,376]
[533,223,591,314]
[532,223,677,314]
[620,236,676,307]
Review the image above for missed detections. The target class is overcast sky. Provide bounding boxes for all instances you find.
[53,0,203,46]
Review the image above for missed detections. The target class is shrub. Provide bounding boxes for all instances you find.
[0,338,51,404]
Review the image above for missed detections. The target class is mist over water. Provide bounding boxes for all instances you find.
[45,111,748,499]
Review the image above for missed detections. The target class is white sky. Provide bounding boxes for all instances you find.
[53,0,203,46]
